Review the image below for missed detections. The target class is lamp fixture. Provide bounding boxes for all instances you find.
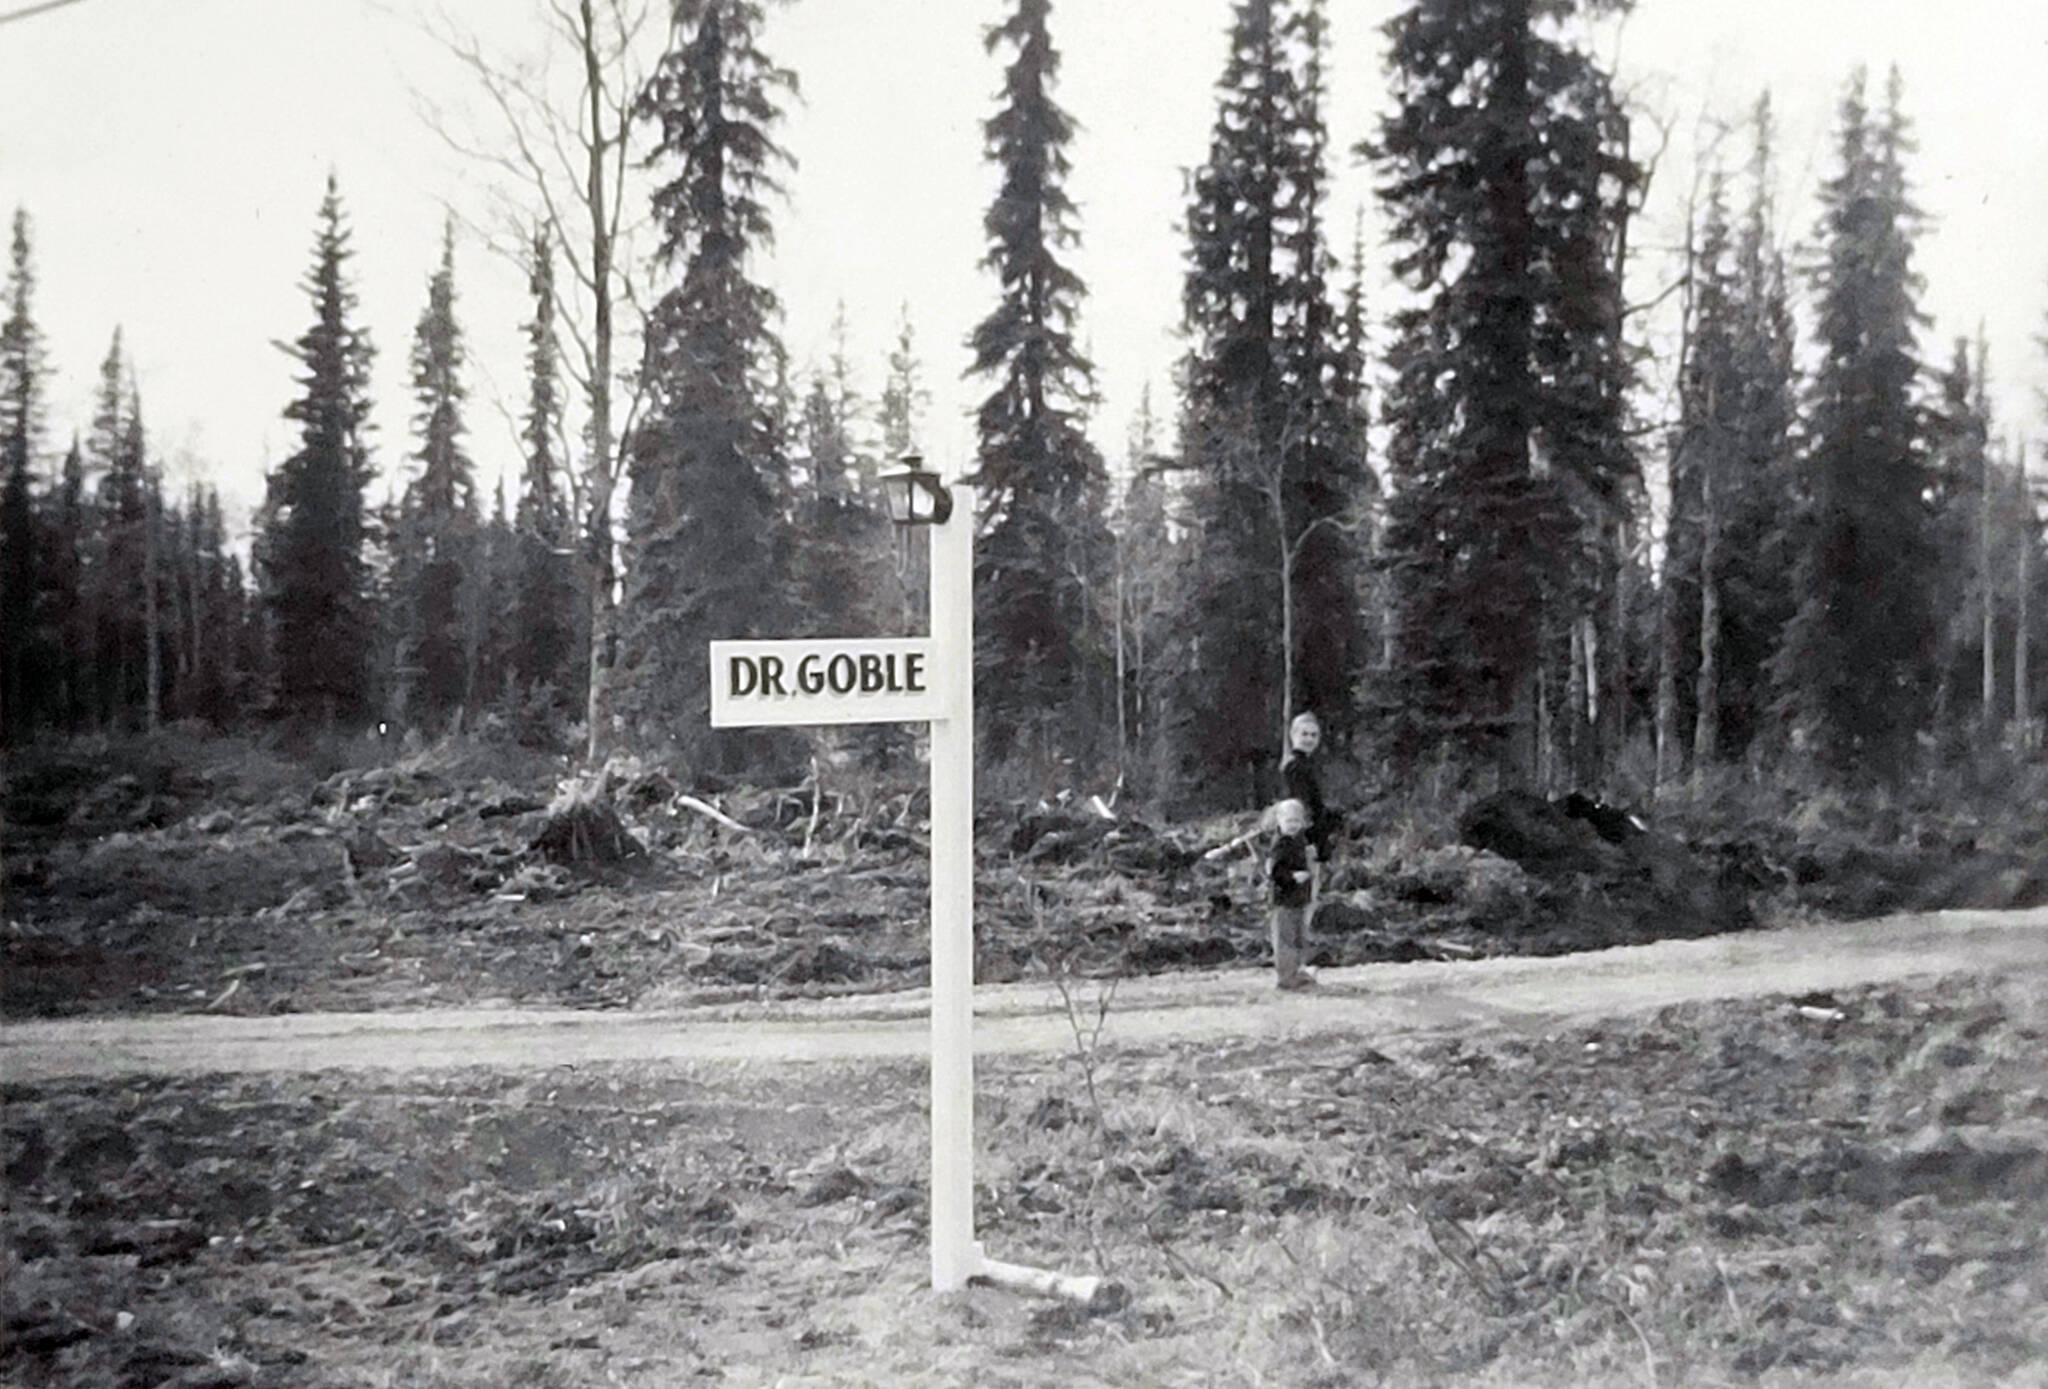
[880,453,954,526]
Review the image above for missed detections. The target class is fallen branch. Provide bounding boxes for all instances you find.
[676,794,752,834]
[1201,828,1260,862]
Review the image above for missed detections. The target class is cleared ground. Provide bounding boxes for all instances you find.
[7,911,2048,1387]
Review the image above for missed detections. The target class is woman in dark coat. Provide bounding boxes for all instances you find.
[1279,711,1338,864]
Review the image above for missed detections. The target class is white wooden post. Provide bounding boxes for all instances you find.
[708,473,1109,1305]
[928,481,980,1292]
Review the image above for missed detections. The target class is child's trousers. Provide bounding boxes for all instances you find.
[1271,905,1309,986]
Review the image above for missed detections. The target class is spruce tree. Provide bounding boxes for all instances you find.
[1772,68,1936,777]
[790,355,889,640]
[1174,0,1362,802]
[620,0,794,754]
[260,175,379,727]
[1658,170,1736,780]
[1114,386,1178,790]
[1177,0,1294,800]
[511,224,580,721]
[1367,0,1638,780]
[878,305,927,461]
[45,438,88,729]
[1273,0,1368,741]
[82,334,149,728]
[1711,95,1801,763]
[968,0,1114,762]
[1925,336,1994,739]
[0,413,32,740]
[877,306,930,631]
[472,477,516,711]
[195,486,259,724]
[392,223,478,729]
[1,209,45,740]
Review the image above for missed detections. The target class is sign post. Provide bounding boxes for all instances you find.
[708,467,1106,1306]
[926,480,978,1292]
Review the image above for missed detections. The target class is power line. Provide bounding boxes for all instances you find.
[0,0,90,27]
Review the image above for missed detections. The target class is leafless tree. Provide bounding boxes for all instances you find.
[409,0,663,761]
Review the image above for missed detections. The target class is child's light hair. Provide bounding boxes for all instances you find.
[1264,798,1310,832]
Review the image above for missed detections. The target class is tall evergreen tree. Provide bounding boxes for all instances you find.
[471,476,517,710]
[619,0,795,754]
[790,355,891,640]
[1174,0,1362,802]
[968,0,1114,762]
[1772,68,1936,777]
[877,305,930,630]
[82,335,150,727]
[1114,386,1178,790]
[1367,0,1638,780]
[1925,335,1994,738]
[1658,169,1736,781]
[1,209,46,740]
[259,175,379,726]
[1272,0,1368,735]
[189,485,258,725]
[392,223,479,728]
[1668,147,1803,779]
[44,438,88,729]
[878,305,927,461]
[511,224,581,720]
[1709,95,1802,764]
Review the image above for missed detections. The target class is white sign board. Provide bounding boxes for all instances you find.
[708,638,948,728]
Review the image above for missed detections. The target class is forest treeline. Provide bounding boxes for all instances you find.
[2,0,2044,809]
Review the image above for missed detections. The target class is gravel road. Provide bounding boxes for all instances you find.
[5,907,2045,1083]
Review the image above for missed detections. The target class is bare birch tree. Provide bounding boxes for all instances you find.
[411,0,661,761]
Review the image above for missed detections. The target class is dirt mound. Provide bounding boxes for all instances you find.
[1457,790,1754,946]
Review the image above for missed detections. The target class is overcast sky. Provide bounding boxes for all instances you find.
[3,0,2044,543]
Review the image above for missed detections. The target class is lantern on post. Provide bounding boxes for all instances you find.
[880,452,954,526]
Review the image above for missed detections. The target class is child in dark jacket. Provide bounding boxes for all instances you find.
[1267,798,1317,990]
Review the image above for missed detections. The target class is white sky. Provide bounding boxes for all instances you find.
[3,0,2044,545]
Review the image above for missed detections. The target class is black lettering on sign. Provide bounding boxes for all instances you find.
[759,655,788,696]
[904,652,926,692]
[729,656,757,697]
[859,653,886,693]
[797,654,824,695]
[827,654,856,694]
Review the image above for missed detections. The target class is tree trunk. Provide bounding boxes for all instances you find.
[184,511,203,719]
[1273,470,1294,744]
[580,0,618,766]
[1692,459,1720,788]
[1564,614,1597,790]
[1576,609,1599,786]
[144,476,161,732]
[1113,538,1127,780]
[2018,446,2033,743]
[1653,546,1681,792]
[1609,518,1631,771]
[1982,426,1997,730]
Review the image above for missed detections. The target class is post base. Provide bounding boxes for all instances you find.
[970,1255,1127,1311]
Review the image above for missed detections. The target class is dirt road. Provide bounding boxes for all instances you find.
[6,907,2046,1083]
